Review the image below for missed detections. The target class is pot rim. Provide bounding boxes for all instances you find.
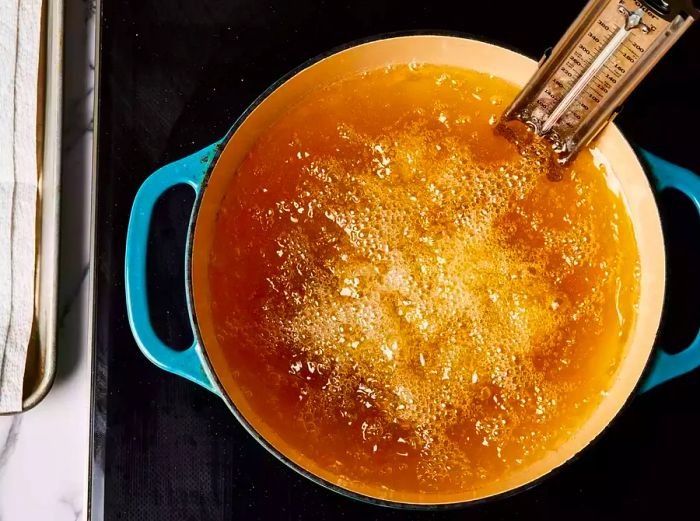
[183,31,665,509]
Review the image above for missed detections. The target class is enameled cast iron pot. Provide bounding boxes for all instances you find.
[125,35,700,507]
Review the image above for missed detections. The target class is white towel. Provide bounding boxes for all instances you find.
[0,0,41,412]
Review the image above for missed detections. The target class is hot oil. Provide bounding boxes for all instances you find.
[208,64,640,496]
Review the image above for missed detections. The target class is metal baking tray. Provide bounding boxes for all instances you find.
[0,0,63,413]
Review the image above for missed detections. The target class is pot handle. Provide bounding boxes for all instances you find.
[125,141,223,394]
[637,148,700,393]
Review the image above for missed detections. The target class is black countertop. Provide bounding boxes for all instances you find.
[92,1,700,519]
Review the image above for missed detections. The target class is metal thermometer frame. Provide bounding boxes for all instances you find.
[503,0,697,162]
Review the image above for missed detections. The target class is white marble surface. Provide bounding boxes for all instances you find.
[0,1,95,519]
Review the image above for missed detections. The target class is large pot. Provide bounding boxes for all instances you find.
[125,35,700,507]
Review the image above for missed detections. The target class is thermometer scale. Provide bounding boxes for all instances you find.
[503,0,699,162]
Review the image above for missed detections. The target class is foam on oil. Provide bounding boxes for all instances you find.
[208,64,640,496]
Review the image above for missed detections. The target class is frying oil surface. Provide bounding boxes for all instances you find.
[208,65,640,496]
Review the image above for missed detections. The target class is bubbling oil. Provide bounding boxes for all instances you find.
[208,64,640,497]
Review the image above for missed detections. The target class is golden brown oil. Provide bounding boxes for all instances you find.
[208,64,640,496]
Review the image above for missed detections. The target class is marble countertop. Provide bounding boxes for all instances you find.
[0,1,95,519]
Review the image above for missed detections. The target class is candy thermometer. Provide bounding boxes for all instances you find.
[503,0,698,162]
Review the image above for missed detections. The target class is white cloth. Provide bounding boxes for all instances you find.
[0,0,41,412]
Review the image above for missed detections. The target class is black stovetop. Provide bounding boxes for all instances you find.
[92,1,700,519]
